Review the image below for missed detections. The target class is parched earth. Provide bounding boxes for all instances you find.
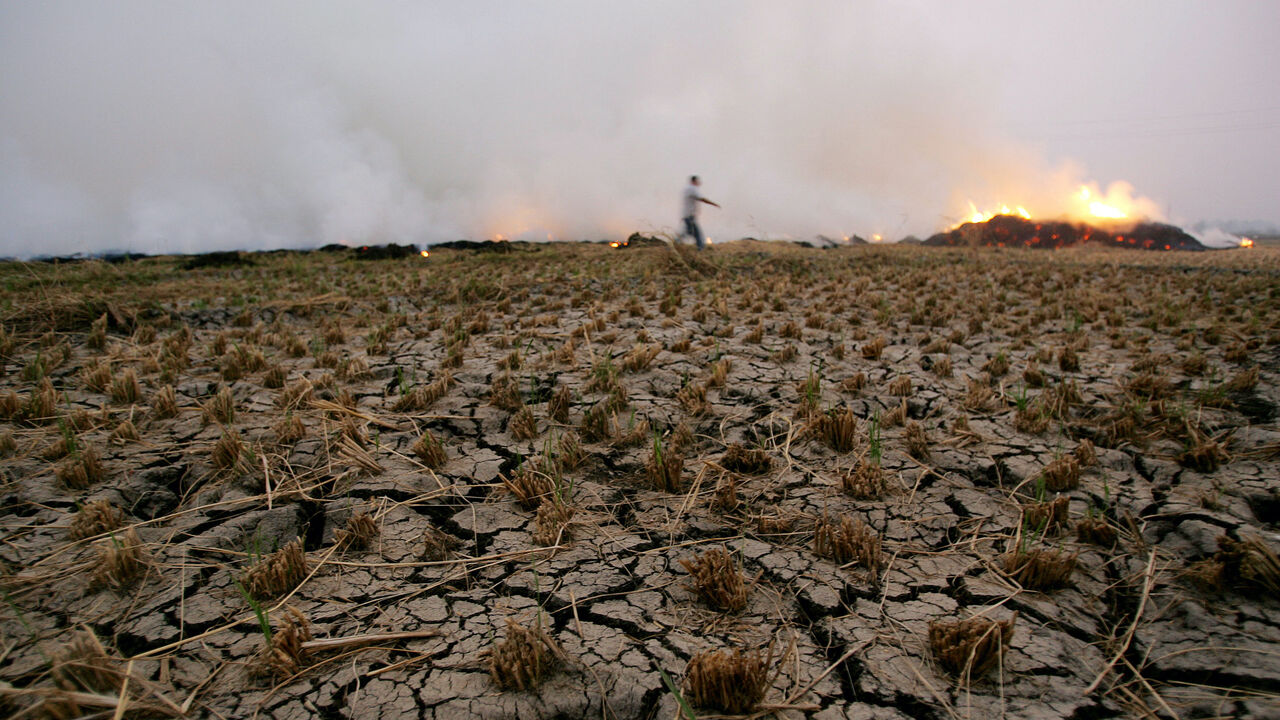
[0,241,1277,719]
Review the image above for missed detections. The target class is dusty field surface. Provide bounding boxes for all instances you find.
[0,241,1278,719]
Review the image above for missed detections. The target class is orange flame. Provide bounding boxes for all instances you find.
[1240,237,1254,249]
[420,250,430,258]
[953,181,1154,229]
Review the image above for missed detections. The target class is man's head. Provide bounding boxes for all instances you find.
[689,175,700,186]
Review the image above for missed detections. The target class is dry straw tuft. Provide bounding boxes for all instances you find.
[676,381,709,416]
[243,538,308,599]
[502,468,555,510]
[254,605,312,680]
[683,646,772,714]
[720,443,771,475]
[56,447,105,489]
[814,406,859,453]
[646,439,684,493]
[904,421,931,460]
[489,618,560,690]
[211,430,243,471]
[412,430,447,468]
[881,399,908,428]
[888,375,913,396]
[547,384,572,423]
[92,527,150,589]
[532,498,574,546]
[929,614,1017,680]
[1022,495,1070,535]
[860,336,887,360]
[68,499,125,540]
[510,405,539,440]
[1076,515,1118,546]
[840,460,887,500]
[273,413,306,445]
[110,419,139,444]
[814,512,882,583]
[680,547,749,612]
[151,384,178,419]
[335,511,378,550]
[1002,546,1077,590]
[202,386,236,425]
[51,628,120,694]
[1041,455,1080,491]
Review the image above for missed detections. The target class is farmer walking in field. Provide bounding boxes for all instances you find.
[679,175,720,250]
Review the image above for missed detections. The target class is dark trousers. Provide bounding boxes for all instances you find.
[682,216,705,250]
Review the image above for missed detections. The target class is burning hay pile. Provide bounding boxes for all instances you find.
[924,214,1206,250]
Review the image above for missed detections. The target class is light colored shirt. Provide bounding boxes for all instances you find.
[682,184,702,219]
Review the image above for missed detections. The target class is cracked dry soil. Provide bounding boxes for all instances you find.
[1,241,1278,719]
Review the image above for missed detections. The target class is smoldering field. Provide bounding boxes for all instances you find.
[0,241,1277,719]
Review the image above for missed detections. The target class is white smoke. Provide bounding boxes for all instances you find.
[0,2,1268,257]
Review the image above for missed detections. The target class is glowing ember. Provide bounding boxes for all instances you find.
[1240,237,1254,248]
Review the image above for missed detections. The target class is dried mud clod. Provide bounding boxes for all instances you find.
[1002,546,1077,590]
[680,547,750,612]
[928,613,1017,680]
[243,538,308,599]
[91,527,150,590]
[683,646,772,714]
[335,511,378,550]
[720,443,771,475]
[489,618,560,691]
[814,512,883,583]
[68,499,125,541]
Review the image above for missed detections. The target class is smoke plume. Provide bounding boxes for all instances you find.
[0,2,1267,257]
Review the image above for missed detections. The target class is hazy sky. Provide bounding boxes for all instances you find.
[1,1,1276,256]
